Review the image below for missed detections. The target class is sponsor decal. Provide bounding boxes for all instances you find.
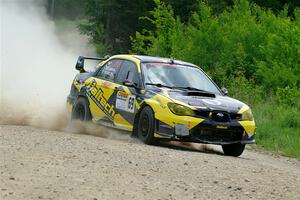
[187,99,205,106]
[216,113,224,117]
[247,131,253,138]
[194,106,207,109]
[160,104,167,109]
[216,125,228,129]
[145,63,177,67]
[116,91,135,113]
[86,79,115,121]
[102,81,111,88]
[202,99,222,106]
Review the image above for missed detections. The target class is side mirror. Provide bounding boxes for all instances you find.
[123,80,139,89]
[221,87,228,95]
[123,80,134,87]
[75,56,85,73]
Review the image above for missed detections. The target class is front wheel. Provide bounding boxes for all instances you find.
[137,106,157,145]
[222,143,245,157]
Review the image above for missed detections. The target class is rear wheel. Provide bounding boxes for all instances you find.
[137,106,157,144]
[222,143,245,157]
[71,97,91,121]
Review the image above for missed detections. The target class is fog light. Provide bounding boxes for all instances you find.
[175,124,189,136]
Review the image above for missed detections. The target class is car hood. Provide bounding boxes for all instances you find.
[155,88,246,113]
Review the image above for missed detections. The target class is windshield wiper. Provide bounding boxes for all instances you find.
[145,84,214,94]
[145,83,174,89]
[173,86,213,93]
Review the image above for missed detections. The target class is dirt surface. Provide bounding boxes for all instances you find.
[1,125,300,200]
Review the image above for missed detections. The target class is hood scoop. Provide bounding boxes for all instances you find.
[186,91,215,98]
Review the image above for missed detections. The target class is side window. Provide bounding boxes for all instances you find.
[96,59,123,82]
[116,60,140,86]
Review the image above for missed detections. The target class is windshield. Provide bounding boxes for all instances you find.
[142,63,221,95]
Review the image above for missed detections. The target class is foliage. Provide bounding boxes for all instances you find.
[46,0,85,19]
[275,86,300,108]
[132,0,300,91]
[49,0,300,54]
[78,0,155,54]
[254,100,300,158]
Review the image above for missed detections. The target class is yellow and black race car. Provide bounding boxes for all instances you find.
[67,55,256,156]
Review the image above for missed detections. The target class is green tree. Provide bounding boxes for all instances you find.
[131,0,300,90]
[80,0,154,54]
[80,0,300,55]
[46,0,85,19]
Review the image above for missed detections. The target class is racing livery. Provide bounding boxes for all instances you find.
[67,55,256,156]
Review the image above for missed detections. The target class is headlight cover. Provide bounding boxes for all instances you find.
[241,109,254,121]
[168,103,195,116]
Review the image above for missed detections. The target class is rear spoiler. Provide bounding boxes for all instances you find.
[75,55,110,73]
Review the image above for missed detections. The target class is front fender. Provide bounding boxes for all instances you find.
[144,94,204,129]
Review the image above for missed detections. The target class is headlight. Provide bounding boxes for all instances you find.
[241,109,254,121]
[168,103,195,116]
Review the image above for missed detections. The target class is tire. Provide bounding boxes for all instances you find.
[71,97,92,121]
[137,106,157,144]
[222,143,245,157]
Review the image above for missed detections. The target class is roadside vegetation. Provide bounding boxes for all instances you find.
[50,0,300,158]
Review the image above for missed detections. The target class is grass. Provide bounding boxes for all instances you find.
[227,78,300,159]
[253,101,300,159]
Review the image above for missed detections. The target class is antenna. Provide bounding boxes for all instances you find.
[170,57,175,64]
[104,55,110,59]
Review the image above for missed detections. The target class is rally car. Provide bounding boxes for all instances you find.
[67,55,256,157]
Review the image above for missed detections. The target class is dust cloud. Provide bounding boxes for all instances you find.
[0,1,218,148]
[0,0,95,130]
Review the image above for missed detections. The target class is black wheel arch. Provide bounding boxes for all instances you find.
[72,95,92,121]
[133,103,156,137]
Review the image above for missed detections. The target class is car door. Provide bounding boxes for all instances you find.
[113,60,141,130]
[85,59,123,126]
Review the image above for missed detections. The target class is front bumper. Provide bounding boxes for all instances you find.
[154,119,255,145]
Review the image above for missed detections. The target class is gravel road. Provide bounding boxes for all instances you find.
[1,125,300,200]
